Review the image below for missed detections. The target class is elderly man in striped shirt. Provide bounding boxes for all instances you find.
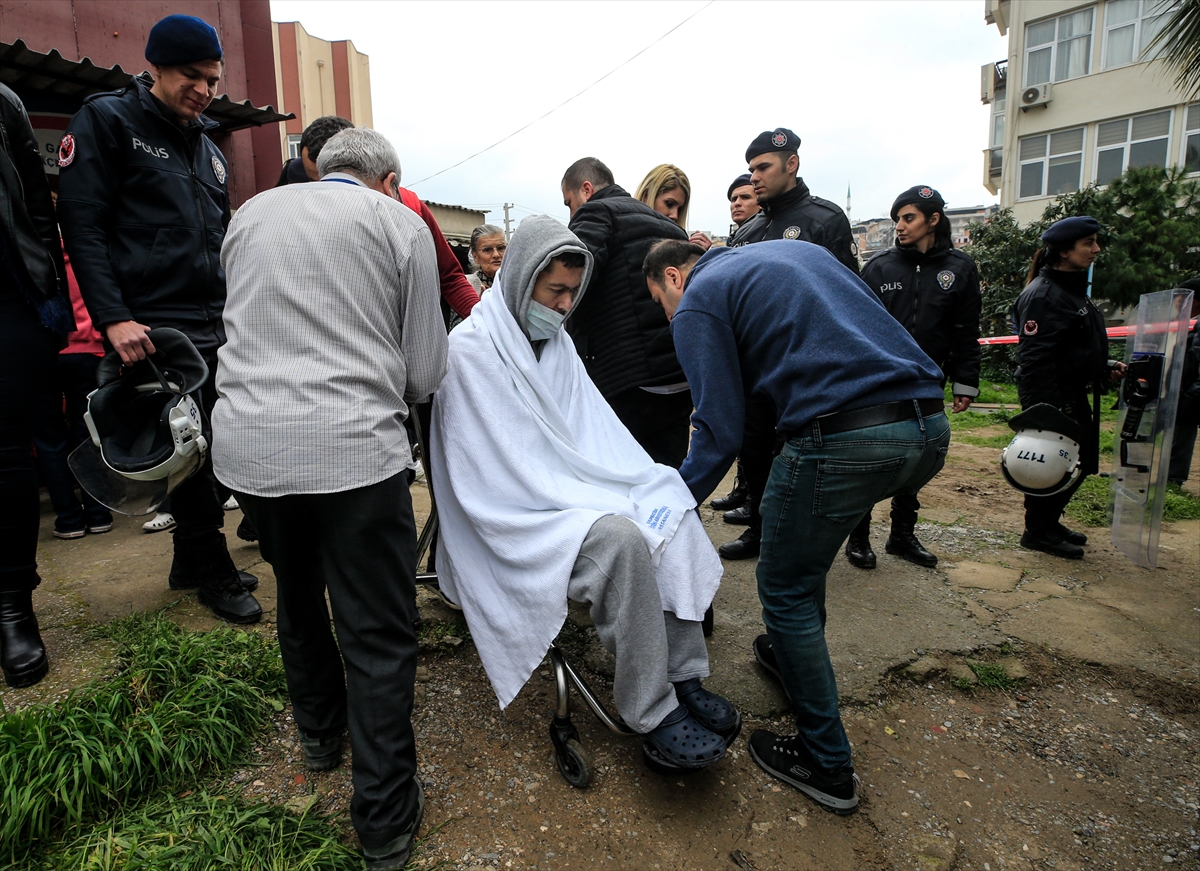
[213,128,446,871]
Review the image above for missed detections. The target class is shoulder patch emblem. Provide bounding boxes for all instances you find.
[1023,319,1039,336]
[937,269,955,290]
[783,226,802,240]
[772,131,787,148]
[211,156,226,184]
[57,134,76,167]
[918,186,934,198]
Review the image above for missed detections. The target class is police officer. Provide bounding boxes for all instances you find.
[850,185,982,569]
[58,14,261,622]
[719,129,857,560]
[1013,216,1125,559]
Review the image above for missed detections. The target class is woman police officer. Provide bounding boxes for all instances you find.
[1012,216,1126,559]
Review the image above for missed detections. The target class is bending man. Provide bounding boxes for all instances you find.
[430,215,737,774]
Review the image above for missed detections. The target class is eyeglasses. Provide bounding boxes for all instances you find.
[477,245,506,256]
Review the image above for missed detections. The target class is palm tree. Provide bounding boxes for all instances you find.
[1148,0,1200,97]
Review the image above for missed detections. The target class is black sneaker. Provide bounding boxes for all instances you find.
[1020,529,1084,560]
[748,730,859,815]
[718,526,760,560]
[299,728,344,771]
[751,634,788,696]
[363,780,425,871]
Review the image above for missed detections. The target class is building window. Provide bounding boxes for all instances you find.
[1025,8,1094,87]
[1186,103,1200,174]
[989,94,1006,179]
[1095,110,1171,184]
[1019,127,1085,198]
[1103,0,1174,69]
[287,134,302,160]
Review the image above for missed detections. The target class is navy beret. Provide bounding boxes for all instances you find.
[745,128,799,164]
[890,185,945,221]
[145,15,223,67]
[1040,216,1101,247]
[727,173,753,200]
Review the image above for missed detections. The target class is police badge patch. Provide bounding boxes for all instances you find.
[211,156,226,184]
[57,134,76,168]
[771,131,787,148]
[1023,320,1038,336]
[937,269,955,290]
[783,226,802,240]
[918,186,934,199]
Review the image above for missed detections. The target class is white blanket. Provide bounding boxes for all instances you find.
[430,284,722,708]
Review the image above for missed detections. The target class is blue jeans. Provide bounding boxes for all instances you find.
[757,408,951,772]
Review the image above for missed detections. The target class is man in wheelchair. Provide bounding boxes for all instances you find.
[429,215,738,774]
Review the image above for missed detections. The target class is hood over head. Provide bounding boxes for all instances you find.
[498,215,593,340]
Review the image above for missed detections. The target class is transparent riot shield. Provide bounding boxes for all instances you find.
[1110,287,1194,568]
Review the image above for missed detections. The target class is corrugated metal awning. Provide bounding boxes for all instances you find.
[0,39,293,132]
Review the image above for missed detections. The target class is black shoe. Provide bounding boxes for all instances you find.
[0,590,49,688]
[363,780,425,871]
[722,504,751,526]
[170,563,258,592]
[1054,523,1088,546]
[236,515,258,543]
[718,526,760,560]
[885,531,938,567]
[844,530,876,570]
[299,728,344,771]
[751,634,789,699]
[674,678,742,743]
[1020,529,1084,560]
[710,482,748,511]
[748,730,859,815]
[198,573,263,624]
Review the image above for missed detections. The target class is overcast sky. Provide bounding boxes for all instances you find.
[270,0,1009,234]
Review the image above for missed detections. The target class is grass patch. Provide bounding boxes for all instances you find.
[956,432,1013,449]
[1064,476,1200,527]
[946,410,1005,433]
[1165,485,1200,521]
[36,791,361,871]
[417,616,470,646]
[0,614,286,865]
[963,661,1022,691]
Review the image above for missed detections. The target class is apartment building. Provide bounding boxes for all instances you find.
[982,0,1198,222]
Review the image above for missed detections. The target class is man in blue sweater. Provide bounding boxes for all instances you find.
[644,238,950,814]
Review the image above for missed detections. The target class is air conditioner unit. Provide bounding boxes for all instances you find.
[1020,82,1051,110]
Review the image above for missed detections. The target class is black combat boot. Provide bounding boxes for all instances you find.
[844,515,876,569]
[710,464,749,511]
[885,526,938,567]
[169,536,262,624]
[1,589,49,688]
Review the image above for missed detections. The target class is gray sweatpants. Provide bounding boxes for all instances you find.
[567,514,710,733]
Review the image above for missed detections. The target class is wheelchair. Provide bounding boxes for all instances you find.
[410,403,636,789]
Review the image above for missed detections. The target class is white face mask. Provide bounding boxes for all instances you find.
[526,300,566,340]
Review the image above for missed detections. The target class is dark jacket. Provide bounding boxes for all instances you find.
[730,178,858,274]
[1013,267,1109,410]
[567,184,688,398]
[57,75,231,330]
[0,82,69,330]
[860,240,982,396]
[276,156,310,186]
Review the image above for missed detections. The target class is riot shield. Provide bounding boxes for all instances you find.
[1110,287,1194,568]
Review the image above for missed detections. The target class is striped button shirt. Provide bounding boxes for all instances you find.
[212,173,447,496]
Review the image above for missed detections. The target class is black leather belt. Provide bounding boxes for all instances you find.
[787,398,945,439]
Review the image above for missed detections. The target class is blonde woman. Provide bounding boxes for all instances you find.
[635,164,712,251]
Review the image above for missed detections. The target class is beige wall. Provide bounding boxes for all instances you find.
[427,203,489,244]
[985,0,1196,223]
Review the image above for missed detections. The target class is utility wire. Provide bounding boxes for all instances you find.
[407,1,715,188]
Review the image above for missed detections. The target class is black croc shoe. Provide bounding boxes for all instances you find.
[748,730,859,815]
[674,678,742,744]
[643,705,727,773]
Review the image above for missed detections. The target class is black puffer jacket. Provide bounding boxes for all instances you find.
[730,178,858,274]
[58,75,230,330]
[860,240,982,396]
[0,83,67,315]
[567,184,688,398]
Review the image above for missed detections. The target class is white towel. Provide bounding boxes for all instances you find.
[430,284,722,709]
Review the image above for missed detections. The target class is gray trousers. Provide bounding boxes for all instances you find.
[567,514,709,733]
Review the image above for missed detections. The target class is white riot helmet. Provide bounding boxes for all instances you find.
[999,403,1082,496]
[69,329,209,515]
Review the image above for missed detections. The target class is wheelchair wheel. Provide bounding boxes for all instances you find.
[556,738,593,788]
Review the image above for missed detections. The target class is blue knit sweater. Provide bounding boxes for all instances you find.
[673,241,945,502]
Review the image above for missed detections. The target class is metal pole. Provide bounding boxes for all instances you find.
[503,203,514,241]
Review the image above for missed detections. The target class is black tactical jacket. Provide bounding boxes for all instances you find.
[860,240,982,396]
[730,178,858,274]
[567,184,688,399]
[58,75,230,330]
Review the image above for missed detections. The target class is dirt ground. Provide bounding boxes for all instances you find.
[3,437,1198,871]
